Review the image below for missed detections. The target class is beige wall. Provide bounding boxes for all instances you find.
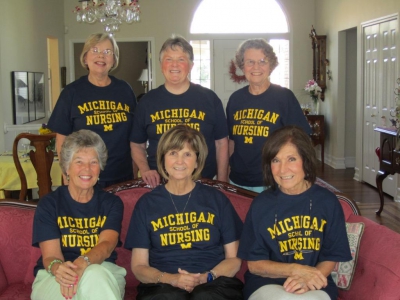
[316,0,400,177]
[0,0,65,151]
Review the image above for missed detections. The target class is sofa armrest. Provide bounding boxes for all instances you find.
[339,215,400,299]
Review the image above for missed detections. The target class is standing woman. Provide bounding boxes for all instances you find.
[125,125,243,300]
[31,130,126,300]
[238,126,351,300]
[48,33,137,188]
[130,35,229,188]
[226,38,311,193]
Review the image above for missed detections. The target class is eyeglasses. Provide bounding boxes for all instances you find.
[89,47,113,57]
[244,58,269,68]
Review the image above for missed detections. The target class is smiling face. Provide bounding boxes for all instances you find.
[85,39,115,78]
[164,142,198,183]
[67,147,100,193]
[271,142,307,195]
[161,47,193,88]
[243,48,271,87]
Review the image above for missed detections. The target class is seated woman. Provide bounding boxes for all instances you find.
[238,125,351,300]
[125,125,244,300]
[31,129,126,300]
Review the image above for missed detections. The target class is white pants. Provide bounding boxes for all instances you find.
[249,284,330,300]
[31,262,127,300]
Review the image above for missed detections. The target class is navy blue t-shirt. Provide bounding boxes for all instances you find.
[32,186,124,276]
[130,83,228,179]
[124,183,243,273]
[47,75,136,182]
[238,184,352,299]
[226,84,311,186]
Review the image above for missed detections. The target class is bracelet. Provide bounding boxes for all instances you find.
[210,270,217,280]
[79,255,91,266]
[157,271,165,283]
[47,259,63,276]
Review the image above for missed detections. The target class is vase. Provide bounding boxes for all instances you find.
[310,100,319,115]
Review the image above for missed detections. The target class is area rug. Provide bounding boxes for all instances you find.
[316,177,340,193]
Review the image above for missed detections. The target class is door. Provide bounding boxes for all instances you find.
[213,39,248,110]
[362,17,398,196]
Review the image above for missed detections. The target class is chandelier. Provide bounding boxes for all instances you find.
[74,0,141,35]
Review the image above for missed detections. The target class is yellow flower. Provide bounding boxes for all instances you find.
[39,124,52,135]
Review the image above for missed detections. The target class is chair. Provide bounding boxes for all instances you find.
[12,132,57,201]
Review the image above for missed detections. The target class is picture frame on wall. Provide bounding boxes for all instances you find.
[11,71,45,125]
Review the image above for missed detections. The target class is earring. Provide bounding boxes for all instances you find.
[97,177,100,182]
[66,174,70,182]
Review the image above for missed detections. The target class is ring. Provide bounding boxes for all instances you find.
[69,284,73,288]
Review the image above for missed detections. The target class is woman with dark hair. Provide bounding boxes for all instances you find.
[48,33,137,188]
[31,129,126,300]
[227,39,311,193]
[125,125,243,300]
[130,35,228,188]
[238,126,351,300]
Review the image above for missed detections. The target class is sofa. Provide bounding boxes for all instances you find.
[0,178,399,300]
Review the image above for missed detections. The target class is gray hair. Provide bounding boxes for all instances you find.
[60,130,108,175]
[159,34,194,63]
[235,38,278,74]
[80,33,120,72]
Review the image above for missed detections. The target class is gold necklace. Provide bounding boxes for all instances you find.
[168,191,192,214]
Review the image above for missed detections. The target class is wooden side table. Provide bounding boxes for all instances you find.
[374,127,399,215]
[306,115,325,170]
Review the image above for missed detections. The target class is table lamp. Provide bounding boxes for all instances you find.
[138,69,148,93]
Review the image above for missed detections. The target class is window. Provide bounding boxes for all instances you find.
[190,40,211,88]
[191,0,288,34]
[190,0,290,89]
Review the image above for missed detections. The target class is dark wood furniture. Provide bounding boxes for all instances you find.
[309,26,327,100]
[12,132,57,201]
[306,115,325,170]
[374,127,399,215]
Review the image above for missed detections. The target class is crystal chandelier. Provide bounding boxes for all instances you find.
[74,0,141,35]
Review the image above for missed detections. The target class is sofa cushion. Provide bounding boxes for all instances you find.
[115,187,151,289]
[338,215,400,300]
[0,283,32,300]
[0,206,37,286]
[331,222,364,290]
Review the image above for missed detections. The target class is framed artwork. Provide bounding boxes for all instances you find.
[11,71,45,125]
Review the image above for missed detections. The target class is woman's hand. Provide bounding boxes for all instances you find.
[171,268,202,292]
[141,169,160,188]
[53,261,79,299]
[283,265,327,294]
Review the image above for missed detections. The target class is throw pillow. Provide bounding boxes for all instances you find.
[331,222,365,290]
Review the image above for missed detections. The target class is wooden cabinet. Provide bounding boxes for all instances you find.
[306,115,325,169]
[374,127,399,215]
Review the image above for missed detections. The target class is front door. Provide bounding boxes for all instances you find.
[213,39,248,110]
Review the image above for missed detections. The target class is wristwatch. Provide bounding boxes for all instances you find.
[207,270,217,282]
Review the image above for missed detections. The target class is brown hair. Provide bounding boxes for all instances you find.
[262,125,316,189]
[157,125,208,181]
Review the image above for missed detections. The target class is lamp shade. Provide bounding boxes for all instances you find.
[138,69,148,82]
